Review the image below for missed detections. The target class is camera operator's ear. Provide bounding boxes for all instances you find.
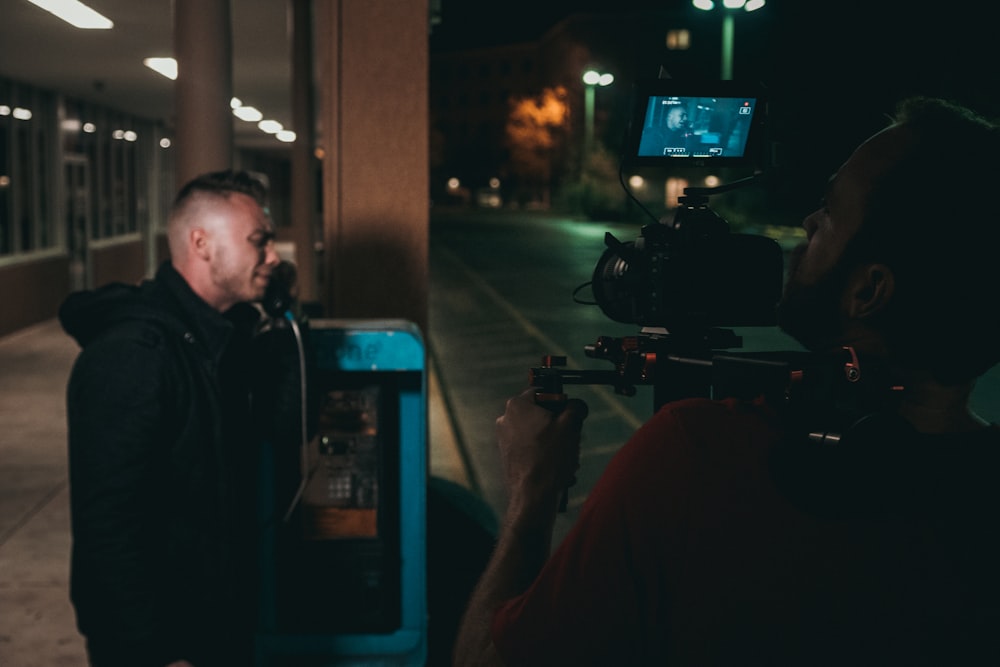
[848,262,895,320]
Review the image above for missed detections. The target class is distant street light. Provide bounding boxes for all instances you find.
[582,69,614,157]
[692,0,765,80]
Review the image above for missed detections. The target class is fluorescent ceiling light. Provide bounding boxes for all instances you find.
[233,106,263,122]
[143,57,178,80]
[26,0,113,29]
[257,120,283,134]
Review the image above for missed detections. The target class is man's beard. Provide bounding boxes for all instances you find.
[776,245,850,352]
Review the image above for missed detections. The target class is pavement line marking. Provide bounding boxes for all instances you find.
[427,343,485,496]
[436,246,644,431]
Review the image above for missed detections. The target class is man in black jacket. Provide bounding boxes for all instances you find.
[60,170,281,667]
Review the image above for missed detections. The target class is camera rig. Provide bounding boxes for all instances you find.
[534,168,786,410]
[531,78,904,447]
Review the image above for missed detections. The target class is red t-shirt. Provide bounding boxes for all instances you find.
[491,397,1000,666]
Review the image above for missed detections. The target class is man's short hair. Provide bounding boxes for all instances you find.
[849,97,1000,382]
[171,169,269,213]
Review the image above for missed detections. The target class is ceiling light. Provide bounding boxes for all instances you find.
[233,106,263,122]
[143,57,177,80]
[276,130,296,143]
[26,0,113,29]
[257,120,283,134]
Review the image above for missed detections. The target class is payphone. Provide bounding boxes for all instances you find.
[256,318,427,666]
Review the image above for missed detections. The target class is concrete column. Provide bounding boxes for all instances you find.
[174,0,234,186]
[289,0,319,303]
[315,0,430,334]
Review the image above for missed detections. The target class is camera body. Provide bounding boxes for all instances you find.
[591,198,784,330]
[590,78,783,331]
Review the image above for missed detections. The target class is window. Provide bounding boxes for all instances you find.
[666,29,691,50]
[0,76,157,261]
[0,81,58,258]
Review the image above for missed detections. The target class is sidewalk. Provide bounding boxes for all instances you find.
[0,318,470,667]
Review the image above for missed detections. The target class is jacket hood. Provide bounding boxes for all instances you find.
[59,281,188,348]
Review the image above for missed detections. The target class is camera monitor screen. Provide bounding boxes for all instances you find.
[625,81,766,167]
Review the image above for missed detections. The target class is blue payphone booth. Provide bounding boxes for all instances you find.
[256,319,427,666]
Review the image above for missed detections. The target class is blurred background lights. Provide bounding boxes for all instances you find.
[233,106,263,122]
[257,119,283,134]
[666,29,691,50]
[665,178,690,208]
[143,57,177,80]
[146,83,292,144]
[582,70,614,86]
[26,0,113,29]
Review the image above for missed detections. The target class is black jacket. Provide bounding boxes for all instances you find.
[60,262,262,667]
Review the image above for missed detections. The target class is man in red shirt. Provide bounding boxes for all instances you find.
[453,97,1000,665]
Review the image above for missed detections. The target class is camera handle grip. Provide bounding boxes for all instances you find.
[533,389,574,513]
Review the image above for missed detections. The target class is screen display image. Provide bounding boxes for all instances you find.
[636,95,758,160]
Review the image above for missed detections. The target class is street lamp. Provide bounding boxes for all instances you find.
[582,69,614,157]
[692,0,765,80]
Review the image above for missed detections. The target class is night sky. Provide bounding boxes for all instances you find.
[431,0,997,216]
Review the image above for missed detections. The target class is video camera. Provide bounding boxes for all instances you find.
[532,78,902,441]
[593,78,780,331]
[534,79,786,409]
